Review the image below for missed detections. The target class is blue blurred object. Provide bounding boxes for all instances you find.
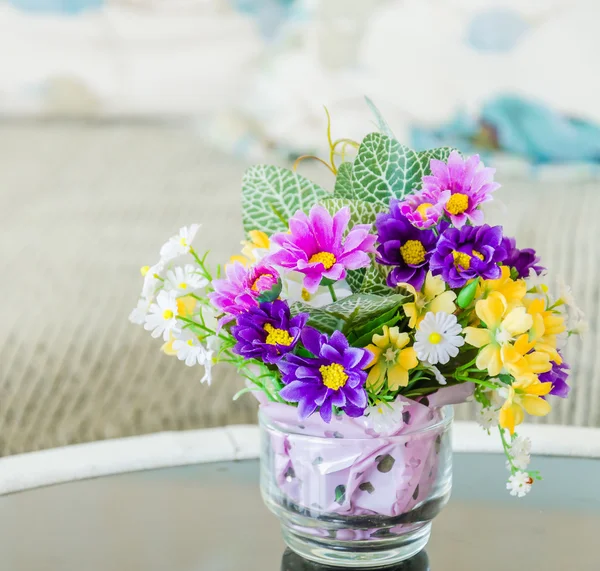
[411,95,600,164]
[467,8,530,53]
[8,0,103,14]
[230,0,300,40]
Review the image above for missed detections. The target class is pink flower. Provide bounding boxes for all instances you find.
[208,262,280,324]
[398,189,447,229]
[268,205,376,294]
[422,151,500,228]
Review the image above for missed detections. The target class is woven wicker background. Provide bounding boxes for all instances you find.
[0,123,597,456]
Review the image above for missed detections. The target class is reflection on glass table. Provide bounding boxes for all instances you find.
[0,454,598,571]
[281,548,430,570]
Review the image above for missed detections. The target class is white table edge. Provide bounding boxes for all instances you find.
[0,422,598,496]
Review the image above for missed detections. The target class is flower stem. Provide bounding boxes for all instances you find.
[328,284,338,303]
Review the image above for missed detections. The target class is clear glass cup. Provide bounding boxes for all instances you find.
[260,406,453,568]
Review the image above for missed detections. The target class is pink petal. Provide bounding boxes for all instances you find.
[338,250,371,270]
[324,263,345,281]
[429,159,450,184]
[331,206,351,246]
[447,150,465,184]
[462,154,481,187]
[450,213,468,228]
[467,209,485,226]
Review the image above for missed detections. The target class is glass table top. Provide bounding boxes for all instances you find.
[0,453,598,570]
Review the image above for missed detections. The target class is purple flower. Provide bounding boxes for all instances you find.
[267,205,376,294]
[208,262,281,324]
[430,224,508,288]
[375,200,438,289]
[398,189,446,229]
[501,236,545,279]
[539,356,570,398]
[422,151,500,228]
[278,328,372,423]
[231,300,308,364]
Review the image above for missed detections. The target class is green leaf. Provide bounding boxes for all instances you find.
[359,263,393,296]
[333,161,354,198]
[417,147,455,177]
[346,133,423,206]
[319,197,383,228]
[292,293,408,336]
[241,165,330,235]
[345,268,366,293]
[365,96,396,140]
[348,308,402,348]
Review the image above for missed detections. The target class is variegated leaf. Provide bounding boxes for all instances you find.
[242,165,329,235]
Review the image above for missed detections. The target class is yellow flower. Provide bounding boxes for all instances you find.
[464,293,533,377]
[499,378,553,435]
[402,272,457,328]
[365,326,418,392]
[525,296,566,364]
[476,266,527,309]
[228,230,270,266]
[504,334,552,383]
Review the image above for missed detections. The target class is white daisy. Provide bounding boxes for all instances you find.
[172,329,210,367]
[476,405,499,431]
[364,398,407,436]
[164,264,208,296]
[414,311,465,365]
[144,291,180,340]
[506,471,533,498]
[509,436,532,470]
[159,224,201,262]
[525,267,549,295]
[141,260,166,300]
[129,298,151,325]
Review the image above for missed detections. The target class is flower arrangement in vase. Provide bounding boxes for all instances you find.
[130,106,584,567]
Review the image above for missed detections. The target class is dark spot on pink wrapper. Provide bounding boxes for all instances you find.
[284,466,295,481]
[312,456,323,466]
[435,434,442,454]
[359,482,375,494]
[412,485,420,500]
[376,454,395,473]
[402,411,411,424]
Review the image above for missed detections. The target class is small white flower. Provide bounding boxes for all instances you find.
[506,471,533,498]
[144,291,180,340]
[414,312,465,365]
[525,267,549,295]
[423,361,447,385]
[159,224,200,262]
[364,399,407,436]
[129,298,151,325]
[141,260,166,300]
[164,264,208,296]
[200,353,215,385]
[557,277,585,318]
[570,318,589,337]
[509,436,532,470]
[476,406,499,430]
[172,329,210,367]
[279,270,352,307]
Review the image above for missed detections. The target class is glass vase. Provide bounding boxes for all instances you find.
[260,404,453,568]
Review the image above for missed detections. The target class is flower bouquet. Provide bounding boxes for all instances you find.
[130,109,583,567]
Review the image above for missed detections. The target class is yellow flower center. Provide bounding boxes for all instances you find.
[251,273,274,291]
[309,252,337,269]
[428,332,442,344]
[301,288,311,302]
[400,240,426,265]
[186,339,194,346]
[416,202,434,221]
[263,323,293,346]
[163,309,174,319]
[383,347,398,363]
[179,237,188,247]
[452,250,472,270]
[445,193,469,215]
[472,250,484,261]
[140,265,150,276]
[320,363,349,391]
[178,282,188,290]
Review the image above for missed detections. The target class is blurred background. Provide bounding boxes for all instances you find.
[1,0,599,457]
